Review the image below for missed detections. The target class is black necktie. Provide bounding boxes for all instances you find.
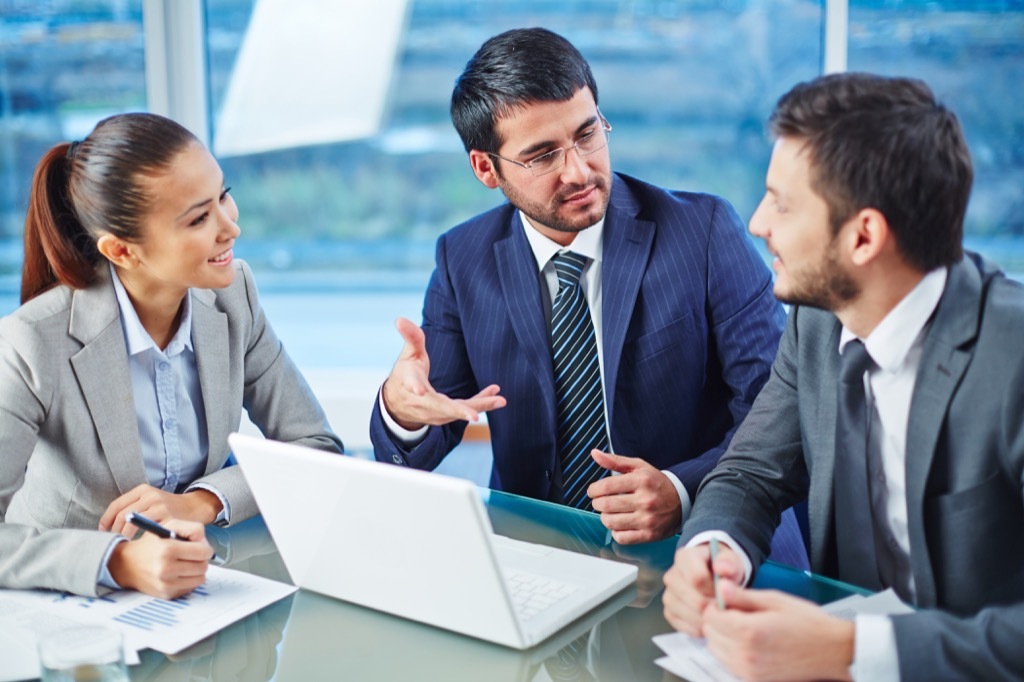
[550,251,609,511]
[833,339,884,591]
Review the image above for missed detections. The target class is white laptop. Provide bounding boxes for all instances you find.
[228,433,637,649]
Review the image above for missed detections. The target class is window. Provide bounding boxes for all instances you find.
[848,0,1024,273]
[203,0,823,369]
[0,0,146,313]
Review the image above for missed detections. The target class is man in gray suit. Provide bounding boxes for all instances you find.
[662,72,1024,680]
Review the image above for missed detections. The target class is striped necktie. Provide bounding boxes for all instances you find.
[550,251,609,511]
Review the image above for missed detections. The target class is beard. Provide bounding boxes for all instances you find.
[496,170,612,235]
[775,241,860,311]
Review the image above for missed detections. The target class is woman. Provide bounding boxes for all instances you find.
[0,113,343,599]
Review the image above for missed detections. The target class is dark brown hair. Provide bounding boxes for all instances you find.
[769,72,972,272]
[22,113,198,303]
[451,28,598,155]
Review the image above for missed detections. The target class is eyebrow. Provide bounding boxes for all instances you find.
[517,115,599,158]
[175,176,226,220]
[176,198,212,221]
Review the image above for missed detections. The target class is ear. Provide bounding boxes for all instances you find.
[96,234,139,269]
[468,150,501,189]
[845,207,890,267]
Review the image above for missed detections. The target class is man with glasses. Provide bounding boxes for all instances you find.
[370,28,797,551]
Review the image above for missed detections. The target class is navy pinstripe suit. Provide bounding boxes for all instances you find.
[372,173,798,550]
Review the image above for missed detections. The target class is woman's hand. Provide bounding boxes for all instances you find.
[106,519,212,599]
[99,484,223,537]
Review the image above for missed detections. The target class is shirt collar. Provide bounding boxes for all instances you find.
[519,210,605,272]
[110,262,194,357]
[838,267,948,372]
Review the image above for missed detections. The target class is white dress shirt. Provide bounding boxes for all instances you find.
[382,211,692,518]
[688,267,948,682]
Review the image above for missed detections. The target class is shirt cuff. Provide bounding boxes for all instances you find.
[850,615,900,682]
[187,483,231,526]
[684,531,754,586]
[660,470,692,524]
[378,387,429,446]
[97,536,128,589]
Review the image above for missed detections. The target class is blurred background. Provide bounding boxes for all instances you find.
[1,0,1022,453]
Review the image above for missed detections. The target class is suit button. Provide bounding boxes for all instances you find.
[392,454,403,465]
[544,469,551,481]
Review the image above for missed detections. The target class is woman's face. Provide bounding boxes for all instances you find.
[125,142,240,298]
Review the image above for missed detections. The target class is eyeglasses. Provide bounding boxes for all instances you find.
[488,118,612,177]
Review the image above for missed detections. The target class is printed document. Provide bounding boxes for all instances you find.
[0,566,296,681]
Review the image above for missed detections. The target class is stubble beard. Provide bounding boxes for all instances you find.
[497,172,612,235]
[776,242,860,311]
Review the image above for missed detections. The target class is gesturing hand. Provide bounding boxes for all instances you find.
[381,317,506,430]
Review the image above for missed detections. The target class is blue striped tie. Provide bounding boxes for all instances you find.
[550,251,609,511]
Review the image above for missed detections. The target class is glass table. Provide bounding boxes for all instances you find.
[122,489,863,681]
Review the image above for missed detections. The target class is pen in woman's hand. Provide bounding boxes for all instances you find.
[126,511,184,540]
[126,511,220,563]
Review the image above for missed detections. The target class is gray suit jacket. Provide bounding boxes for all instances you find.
[0,261,342,596]
[682,253,1024,680]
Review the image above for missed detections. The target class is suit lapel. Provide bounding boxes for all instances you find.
[904,259,979,607]
[601,179,654,429]
[494,215,557,422]
[69,267,147,494]
[809,319,843,569]
[190,288,231,472]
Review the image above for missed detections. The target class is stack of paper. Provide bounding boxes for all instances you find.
[0,566,296,682]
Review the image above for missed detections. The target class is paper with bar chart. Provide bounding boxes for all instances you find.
[0,566,296,657]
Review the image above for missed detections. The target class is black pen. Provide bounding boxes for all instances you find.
[127,511,184,540]
[126,511,220,562]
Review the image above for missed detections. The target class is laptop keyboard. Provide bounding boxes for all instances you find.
[504,568,580,622]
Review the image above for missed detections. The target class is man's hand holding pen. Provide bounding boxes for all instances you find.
[662,540,743,636]
[663,541,856,681]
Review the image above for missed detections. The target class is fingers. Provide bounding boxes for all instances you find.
[609,528,656,545]
[162,518,208,544]
[391,384,506,428]
[663,546,715,636]
[718,583,786,613]
[99,487,141,533]
[100,486,218,539]
[589,449,644,475]
[101,485,161,537]
[710,546,745,585]
[395,317,427,360]
[461,384,507,414]
[108,532,213,600]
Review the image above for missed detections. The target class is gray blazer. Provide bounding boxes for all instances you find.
[0,261,343,596]
[682,253,1024,680]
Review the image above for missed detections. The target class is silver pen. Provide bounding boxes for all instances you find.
[709,537,725,610]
